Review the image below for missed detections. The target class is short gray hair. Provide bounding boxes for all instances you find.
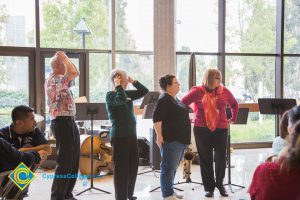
[110,68,128,86]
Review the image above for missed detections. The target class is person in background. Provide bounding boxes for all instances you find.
[182,68,238,198]
[271,110,289,156]
[45,51,80,200]
[152,74,191,200]
[105,68,149,200]
[0,105,51,164]
[249,105,300,200]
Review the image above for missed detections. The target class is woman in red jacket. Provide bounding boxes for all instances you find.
[182,68,238,198]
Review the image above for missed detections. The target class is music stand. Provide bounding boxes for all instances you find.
[75,103,111,195]
[138,103,161,175]
[223,108,249,193]
[258,98,296,137]
[258,98,296,115]
[139,91,160,109]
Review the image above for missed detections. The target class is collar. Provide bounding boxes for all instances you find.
[9,124,34,139]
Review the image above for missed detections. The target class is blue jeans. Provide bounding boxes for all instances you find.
[160,141,187,198]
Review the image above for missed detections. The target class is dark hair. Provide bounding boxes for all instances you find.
[283,120,300,170]
[11,105,34,123]
[288,105,300,125]
[280,111,289,139]
[159,74,175,91]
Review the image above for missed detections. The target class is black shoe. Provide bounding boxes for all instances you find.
[217,186,228,197]
[128,196,137,200]
[205,191,214,197]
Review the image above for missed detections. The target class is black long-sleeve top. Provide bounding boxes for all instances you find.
[105,81,149,141]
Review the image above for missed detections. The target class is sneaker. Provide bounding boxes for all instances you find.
[163,195,179,200]
[173,192,183,199]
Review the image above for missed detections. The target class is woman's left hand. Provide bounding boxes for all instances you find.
[127,76,135,83]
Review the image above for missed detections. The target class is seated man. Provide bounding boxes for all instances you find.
[0,137,48,199]
[0,105,51,199]
[0,105,51,168]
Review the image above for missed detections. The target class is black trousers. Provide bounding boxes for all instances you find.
[194,127,228,192]
[111,135,139,200]
[50,117,80,200]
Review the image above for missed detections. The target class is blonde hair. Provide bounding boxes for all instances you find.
[202,68,222,89]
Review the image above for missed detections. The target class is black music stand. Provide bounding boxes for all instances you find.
[258,98,296,137]
[139,91,160,109]
[258,98,296,115]
[223,108,249,193]
[75,103,111,195]
[138,103,161,175]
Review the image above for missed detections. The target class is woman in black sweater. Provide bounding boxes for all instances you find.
[105,68,148,200]
[152,74,191,200]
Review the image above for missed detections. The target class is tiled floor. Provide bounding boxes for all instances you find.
[28,148,273,200]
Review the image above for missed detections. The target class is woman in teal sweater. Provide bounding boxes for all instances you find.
[106,68,148,200]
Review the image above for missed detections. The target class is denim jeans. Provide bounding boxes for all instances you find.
[160,141,187,198]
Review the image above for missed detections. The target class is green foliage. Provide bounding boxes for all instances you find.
[0,90,28,107]
[231,116,275,143]
[41,0,109,49]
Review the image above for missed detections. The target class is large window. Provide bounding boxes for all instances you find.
[284,57,300,99]
[116,54,154,91]
[115,0,153,51]
[176,0,218,52]
[0,0,35,47]
[89,53,110,103]
[225,56,275,103]
[284,0,300,54]
[40,0,109,49]
[226,0,276,53]
[225,56,275,142]
[0,56,29,127]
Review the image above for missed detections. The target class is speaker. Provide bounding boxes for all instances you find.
[137,137,150,166]
[149,128,161,170]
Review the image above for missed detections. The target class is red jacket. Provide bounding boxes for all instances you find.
[181,86,238,129]
[249,162,300,200]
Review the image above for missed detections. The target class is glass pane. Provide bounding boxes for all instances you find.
[176,55,190,99]
[226,56,275,143]
[44,56,80,128]
[176,55,217,99]
[225,56,275,103]
[0,0,35,47]
[40,0,109,49]
[231,113,275,143]
[0,56,29,127]
[284,0,300,54]
[284,57,300,99]
[115,0,153,51]
[195,55,218,86]
[226,0,276,53]
[89,53,109,103]
[176,0,218,52]
[116,54,154,104]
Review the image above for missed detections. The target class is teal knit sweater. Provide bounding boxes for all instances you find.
[105,81,149,141]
